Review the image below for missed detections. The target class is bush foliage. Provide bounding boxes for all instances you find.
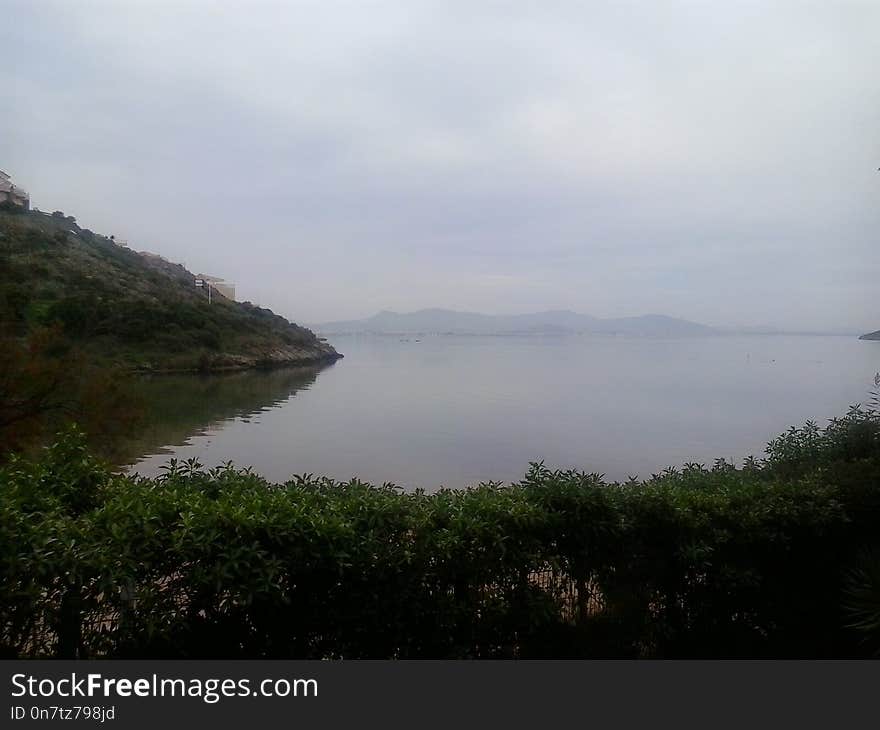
[2,408,879,659]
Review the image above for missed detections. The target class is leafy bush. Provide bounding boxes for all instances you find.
[0,201,26,215]
[1,410,879,659]
[764,407,880,479]
[0,328,141,460]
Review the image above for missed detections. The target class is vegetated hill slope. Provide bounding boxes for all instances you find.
[859,330,880,341]
[0,206,341,371]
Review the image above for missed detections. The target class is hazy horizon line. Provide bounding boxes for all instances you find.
[309,307,865,335]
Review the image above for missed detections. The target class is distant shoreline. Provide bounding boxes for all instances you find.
[316,329,862,339]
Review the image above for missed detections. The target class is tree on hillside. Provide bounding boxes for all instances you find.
[0,326,73,452]
[0,326,140,459]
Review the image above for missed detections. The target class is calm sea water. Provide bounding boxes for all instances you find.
[128,334,880,489]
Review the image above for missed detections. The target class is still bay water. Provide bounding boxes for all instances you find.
[128,334,880,490]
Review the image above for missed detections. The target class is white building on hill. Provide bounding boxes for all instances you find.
[197,274,236,301]
[0,170,29,209]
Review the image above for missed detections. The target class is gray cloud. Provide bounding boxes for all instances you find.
[3,0,878,330]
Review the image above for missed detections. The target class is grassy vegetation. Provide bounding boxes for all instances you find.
[0,204,337,371]
[2,406,879,659]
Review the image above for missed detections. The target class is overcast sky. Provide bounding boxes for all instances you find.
[3,1,878,330]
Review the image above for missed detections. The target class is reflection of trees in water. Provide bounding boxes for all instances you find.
[113,363,333,466]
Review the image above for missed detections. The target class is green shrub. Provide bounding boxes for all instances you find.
[1,411,879,659]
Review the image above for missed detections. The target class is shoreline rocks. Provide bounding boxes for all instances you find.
[134,344,344,374]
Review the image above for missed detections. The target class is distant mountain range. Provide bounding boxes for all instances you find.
[314,309,718,337]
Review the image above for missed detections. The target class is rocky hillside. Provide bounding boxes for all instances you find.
[0,205,341,371]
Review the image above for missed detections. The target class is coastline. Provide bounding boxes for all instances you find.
[131,347,344,374]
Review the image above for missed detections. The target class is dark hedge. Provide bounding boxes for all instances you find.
[2,408,879,658]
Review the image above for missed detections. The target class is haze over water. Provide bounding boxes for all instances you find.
[129,334,880,489]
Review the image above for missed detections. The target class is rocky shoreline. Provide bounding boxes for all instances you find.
[133,343,344,374]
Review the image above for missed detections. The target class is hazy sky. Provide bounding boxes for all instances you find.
[3,1,878,330]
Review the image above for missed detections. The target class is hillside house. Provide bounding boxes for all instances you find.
[0,171,29,209]
[197,274,236,301]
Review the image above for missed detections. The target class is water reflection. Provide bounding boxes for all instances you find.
[118,363,334,468]
[125,335,879,489]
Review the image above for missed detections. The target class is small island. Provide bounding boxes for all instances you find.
[859,330,880,341]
